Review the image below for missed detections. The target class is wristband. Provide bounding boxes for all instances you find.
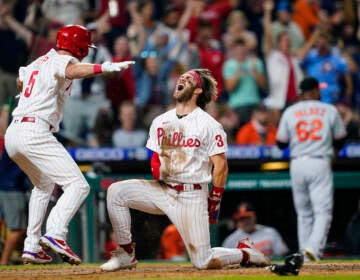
[93,64,102,74]
[209,185,224,200]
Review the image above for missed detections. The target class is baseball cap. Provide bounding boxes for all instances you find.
[232,202,256,220]
[277,1,292,12]
[299,77,319,94]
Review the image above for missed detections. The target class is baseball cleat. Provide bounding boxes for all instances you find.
[22,250,52,264]
[304,248,320,261]
[40,235,81,265]
[100,246,138,272]
[237,238,271,267]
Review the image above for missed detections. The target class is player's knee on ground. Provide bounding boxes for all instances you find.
[188,249,219,270]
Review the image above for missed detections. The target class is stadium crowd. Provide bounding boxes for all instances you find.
[1,0,360,147]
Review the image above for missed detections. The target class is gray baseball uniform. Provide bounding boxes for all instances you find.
[222,224,289,259]
[276,100,346,258]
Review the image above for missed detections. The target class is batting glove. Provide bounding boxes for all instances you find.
[101,61,135,72]
[208,185,224,224]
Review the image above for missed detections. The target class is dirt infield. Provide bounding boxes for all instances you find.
[1,262,360,279]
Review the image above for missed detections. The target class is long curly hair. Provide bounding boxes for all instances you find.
[192,69,217,110]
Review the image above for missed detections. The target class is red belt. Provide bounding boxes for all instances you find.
[163,182,202,192]
[21,116,35,123]
[20,116,53,131]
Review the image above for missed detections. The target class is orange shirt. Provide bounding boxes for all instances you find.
[235,122,277,146]
[292,0,319,39]
[158,224,186,260]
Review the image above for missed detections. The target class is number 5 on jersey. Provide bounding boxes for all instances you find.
[296,119,323,142]
[24,70,39,98]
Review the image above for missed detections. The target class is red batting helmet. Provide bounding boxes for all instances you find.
[56,25,96,60]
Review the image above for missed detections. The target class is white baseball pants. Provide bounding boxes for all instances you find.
[5,118,89,252]
[107,179,245,269]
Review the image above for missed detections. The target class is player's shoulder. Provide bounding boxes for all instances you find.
[196,108,223,127]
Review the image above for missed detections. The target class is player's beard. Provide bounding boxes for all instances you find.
[174,85,196,104]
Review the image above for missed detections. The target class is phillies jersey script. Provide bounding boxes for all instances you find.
[146,107,227,185]
[13,49,77,132]
[277,100,346,158]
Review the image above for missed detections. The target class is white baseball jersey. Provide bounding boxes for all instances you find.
[5,49,89,254]
[276,100,346,158]
[222,225,289,258]
[146,107,228,185]
[13,49,77,132]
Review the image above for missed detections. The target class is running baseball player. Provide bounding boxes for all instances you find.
[4,24,135,265]
[100,69,270,271]
[276,77,346,261]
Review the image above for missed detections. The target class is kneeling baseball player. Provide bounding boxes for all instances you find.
[101,69,271,271]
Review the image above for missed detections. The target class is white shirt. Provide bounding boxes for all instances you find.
[146,107,227,185]
[13,49,77,132]
[264,50,303,110]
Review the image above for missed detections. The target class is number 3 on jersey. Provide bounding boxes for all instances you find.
[24,70,39,98]
[296,119,323,142]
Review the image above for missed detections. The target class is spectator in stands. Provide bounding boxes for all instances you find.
[292,0,321,39]
[269,0,304,53]
[222,10,258,55]
[0,1,32,105]
[97,0,128,50]
[196,19,225,101]
[186,0,240,43]
[301,32,353,104]
[0,109,28,265]
[157,224,187,262]
[235,104,277,146]
[335,103,360,142]
[222,202,289,259]
[41,0,89,25]
[1,5,62,61]
[112,100,147,148]
[263,0,320,111]
[223,38,265,126]
[106,35,136,117]
[62,22,112,143]
[87,107,115,147]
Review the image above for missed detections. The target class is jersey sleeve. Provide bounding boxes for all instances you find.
[207,122,228,156]
[146,120,159,153]
[332,109,347,139]
[276,110,290,142]
[53,54,78,79]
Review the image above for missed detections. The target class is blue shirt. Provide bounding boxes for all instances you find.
[0,149,28,192]
[302,49,348,104]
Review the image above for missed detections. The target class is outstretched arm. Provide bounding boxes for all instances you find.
[263,0,274,56]
[65,61,135,80]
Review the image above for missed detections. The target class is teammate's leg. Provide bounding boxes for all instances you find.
[290,159,313,253]
[307,159,333,258]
